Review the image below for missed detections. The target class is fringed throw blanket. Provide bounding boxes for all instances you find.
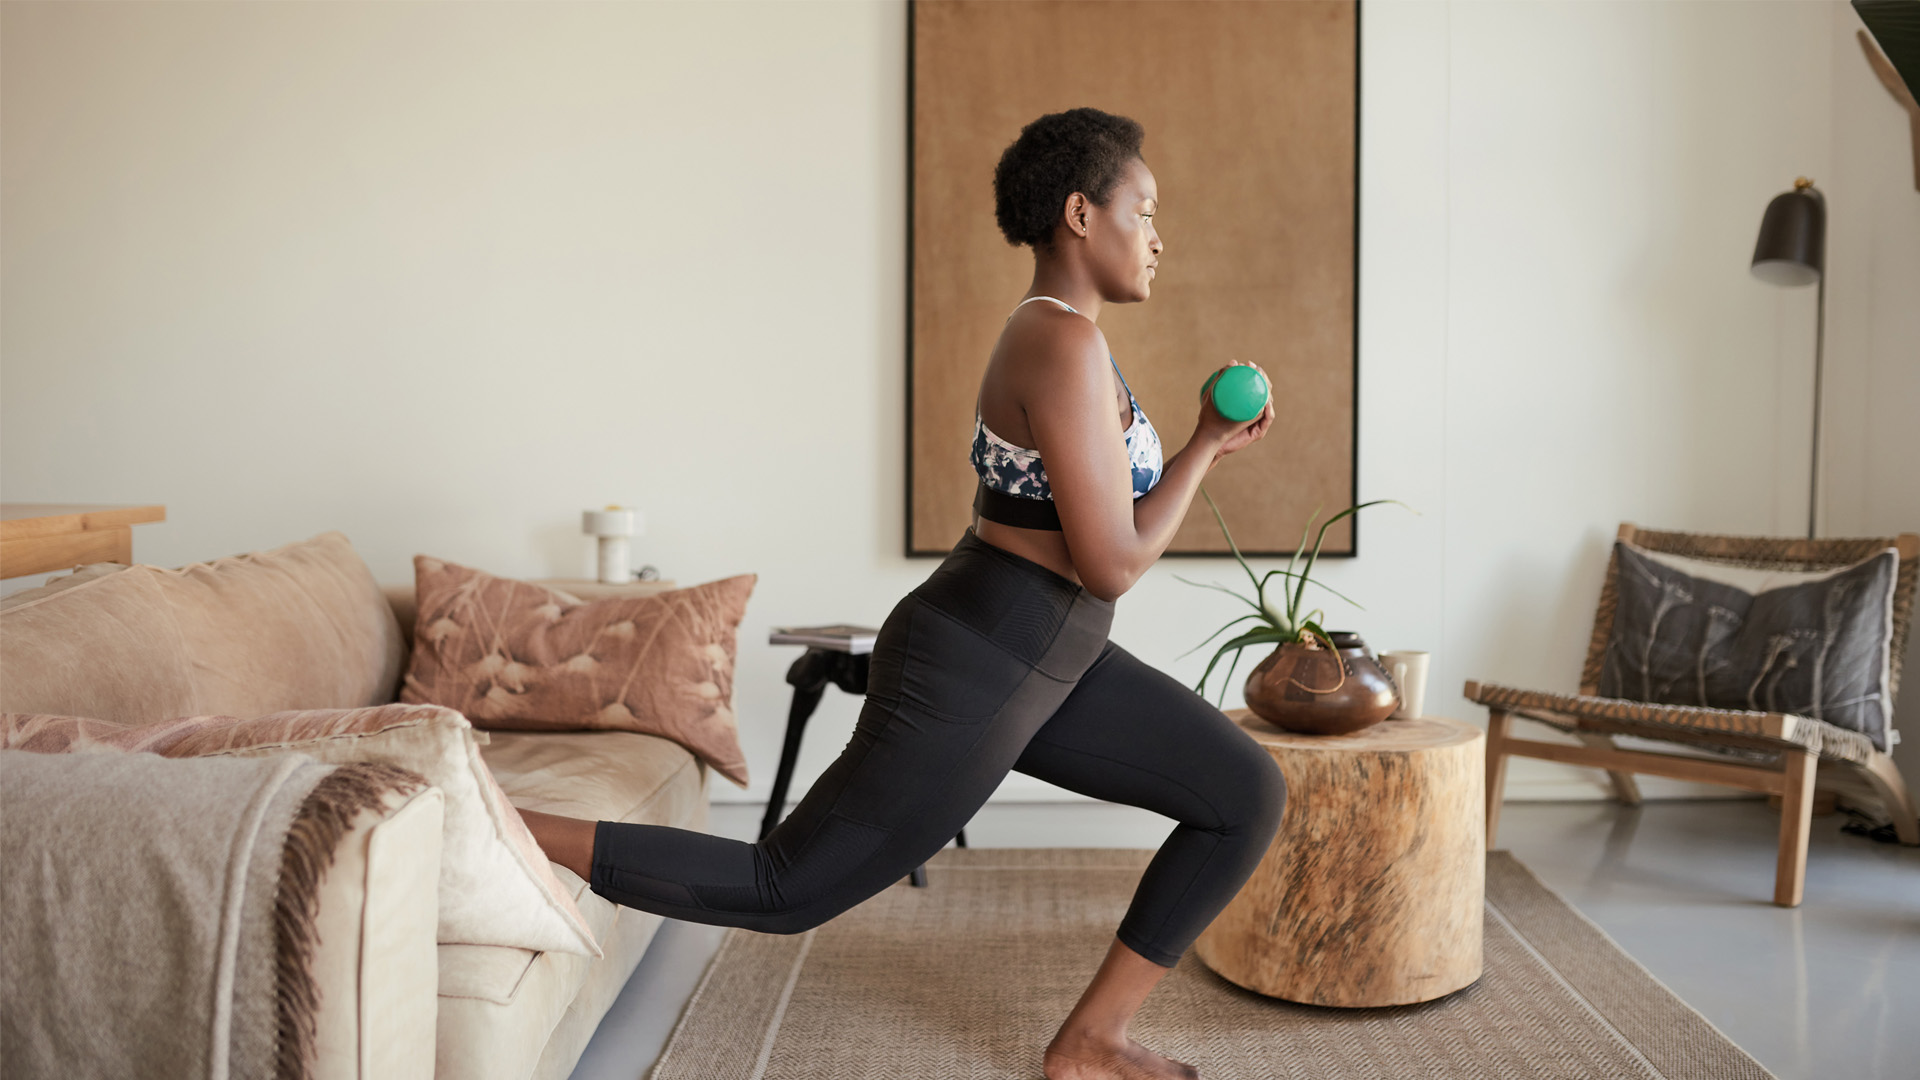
[0,750,425,1080]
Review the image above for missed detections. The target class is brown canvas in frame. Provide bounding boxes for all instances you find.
[909,0,1358,556]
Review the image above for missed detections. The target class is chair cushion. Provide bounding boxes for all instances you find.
[1597,542,1899,752]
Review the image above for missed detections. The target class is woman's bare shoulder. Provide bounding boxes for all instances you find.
[999,307,1111,388]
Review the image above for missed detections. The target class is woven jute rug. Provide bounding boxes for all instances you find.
[647,849,1773,1080]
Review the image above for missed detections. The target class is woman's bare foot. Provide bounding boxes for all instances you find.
[517,807,596,880]
[1041,937,1195,1079]
[1042,1029,1199,1080]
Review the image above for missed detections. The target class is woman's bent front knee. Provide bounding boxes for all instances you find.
[1251,751,1287,839]
[1223,743,1287,844]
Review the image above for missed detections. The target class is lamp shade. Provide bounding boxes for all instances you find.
[1750,179,1825,286]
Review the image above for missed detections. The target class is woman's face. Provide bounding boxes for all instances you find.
[1084,157,1161,303]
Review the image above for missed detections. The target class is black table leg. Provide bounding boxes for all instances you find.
[760,647,967,888]
[759,652,836,843]
[910,828,965,886]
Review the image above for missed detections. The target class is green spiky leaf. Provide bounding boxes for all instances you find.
[1193,626,1292,699]
[1200,486,1266,608]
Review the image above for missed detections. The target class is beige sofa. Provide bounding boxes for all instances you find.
[0,533,713,1080]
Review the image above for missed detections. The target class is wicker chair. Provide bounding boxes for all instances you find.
[1465,523,1920,908]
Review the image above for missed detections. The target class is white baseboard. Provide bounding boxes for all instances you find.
[712,759,1759,807]
[714,714,1778,808]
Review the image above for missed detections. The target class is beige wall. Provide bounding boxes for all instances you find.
[4,1,1911,812]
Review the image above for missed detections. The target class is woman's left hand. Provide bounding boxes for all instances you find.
[1211,361,1276,462]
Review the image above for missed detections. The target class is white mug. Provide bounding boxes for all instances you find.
[1381,650,1430,720]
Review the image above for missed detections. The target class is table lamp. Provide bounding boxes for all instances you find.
[1749,177,1826,538]
[582,506,645,584]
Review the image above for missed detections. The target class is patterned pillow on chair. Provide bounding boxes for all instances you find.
[1596,542,1899,751]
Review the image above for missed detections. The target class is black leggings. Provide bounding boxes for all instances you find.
[590,529,1287,968]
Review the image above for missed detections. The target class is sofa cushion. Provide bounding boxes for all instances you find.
[401,556,753,788]
[0,563,130,612]
[154,531,408,716]
[0,533,405,722]
[0,565,196,721]
[481,729,708,822]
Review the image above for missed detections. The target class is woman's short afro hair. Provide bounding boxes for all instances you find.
[993,107,1145,250]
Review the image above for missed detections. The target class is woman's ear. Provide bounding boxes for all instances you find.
[1061,192,1091,239]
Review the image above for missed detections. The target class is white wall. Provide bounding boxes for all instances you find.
[4,1,1909,815]
[1823,2,1920,798]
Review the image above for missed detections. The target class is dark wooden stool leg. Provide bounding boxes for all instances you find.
[907,828,968,887]
[759,651,833,842]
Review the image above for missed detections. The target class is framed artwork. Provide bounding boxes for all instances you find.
[907,0,1359,557]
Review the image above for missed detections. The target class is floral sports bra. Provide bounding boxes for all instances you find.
[970,296,1164,531]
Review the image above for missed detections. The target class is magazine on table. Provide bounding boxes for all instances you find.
[769,624,879,655]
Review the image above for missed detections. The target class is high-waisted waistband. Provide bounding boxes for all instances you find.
[904,529,1113,670]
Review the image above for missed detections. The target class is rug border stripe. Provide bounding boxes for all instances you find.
[1485,902,1665,1079]
[645,926,738,1080]
[1486,850,1777,1080]
[747,930,814,1080]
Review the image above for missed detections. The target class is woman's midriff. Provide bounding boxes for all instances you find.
[974,518,1083,586]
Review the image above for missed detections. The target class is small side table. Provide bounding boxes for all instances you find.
[762,636,966,888]
[1195,711,1485,1008]
[0,503,166,579]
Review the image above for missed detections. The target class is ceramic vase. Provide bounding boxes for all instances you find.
[1243,631,1400,735]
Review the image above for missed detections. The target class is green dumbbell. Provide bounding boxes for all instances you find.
[1200,366,1270,422]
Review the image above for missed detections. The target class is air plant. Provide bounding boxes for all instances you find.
[1178,488,1409,706]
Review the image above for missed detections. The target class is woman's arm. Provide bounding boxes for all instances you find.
[1026,322,1274,602]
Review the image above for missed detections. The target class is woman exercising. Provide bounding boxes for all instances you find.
[522,108,1284,1080]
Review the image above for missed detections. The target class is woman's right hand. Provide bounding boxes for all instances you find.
[1193,359,1276,463]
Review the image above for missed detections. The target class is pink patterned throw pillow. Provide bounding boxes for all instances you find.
[2,705,600,957]
[399,557,755,789]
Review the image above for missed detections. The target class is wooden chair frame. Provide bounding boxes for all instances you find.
[1469,523,1920,908]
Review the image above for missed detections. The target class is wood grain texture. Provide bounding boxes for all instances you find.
[0,528,132,578]
[0,503,165,540]
[1774,748,1817,907]
[909,0,1357,554]
[0,503,164,578]
[1484,706,1511,849]
[1196,712,1484,1007]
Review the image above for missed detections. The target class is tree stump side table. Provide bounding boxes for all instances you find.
[1195,711,1485,1008]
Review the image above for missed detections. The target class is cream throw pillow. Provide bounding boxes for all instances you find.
[2,705,599,958]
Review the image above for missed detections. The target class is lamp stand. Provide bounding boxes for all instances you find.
[1808,269,1824,541]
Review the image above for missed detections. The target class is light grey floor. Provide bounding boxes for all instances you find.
[569,798,1920,1080]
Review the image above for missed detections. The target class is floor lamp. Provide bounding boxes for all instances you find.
[1750,177,1827,540]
